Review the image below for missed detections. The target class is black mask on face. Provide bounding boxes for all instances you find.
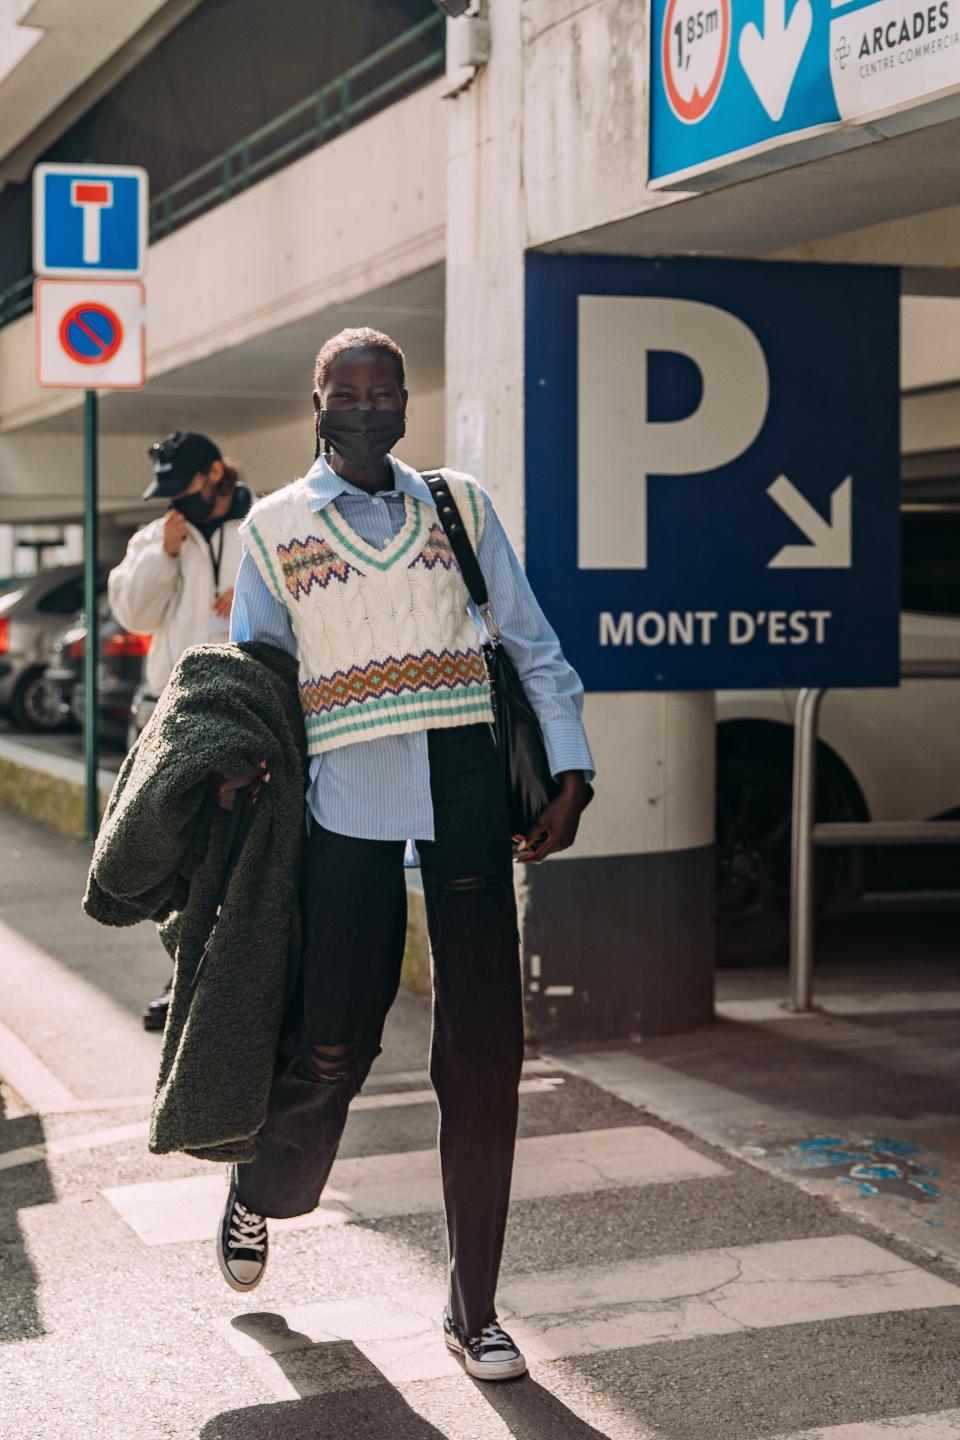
[171,488,216,527]
[316,408,406,469]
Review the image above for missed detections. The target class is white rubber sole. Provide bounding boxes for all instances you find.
[444,1333,528,1381]
[216,1236,267,1293]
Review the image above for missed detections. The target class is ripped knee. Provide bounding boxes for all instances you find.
[294,1042,358,1086]
[438,874,502,893]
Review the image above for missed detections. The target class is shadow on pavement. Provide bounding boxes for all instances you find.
[0,1087,55,1343]
[199,1312,619,1439]
[470,1373,616,1438]
[199,1314,449,1440]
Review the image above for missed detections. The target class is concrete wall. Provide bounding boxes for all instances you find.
[0,80,447,434]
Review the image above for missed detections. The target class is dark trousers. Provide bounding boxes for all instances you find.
[236,724,524,1335]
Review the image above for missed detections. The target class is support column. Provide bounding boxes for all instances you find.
[444,0,715,1042]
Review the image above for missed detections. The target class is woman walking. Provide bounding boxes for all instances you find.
[223,327,594,1381]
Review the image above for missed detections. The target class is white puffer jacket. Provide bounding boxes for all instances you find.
[108,515,246,695]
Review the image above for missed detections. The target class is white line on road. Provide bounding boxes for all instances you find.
[0,1016,77,1111]
[0,1120,150,1172]
[773,1412,960,1438]
[0,1079,563,1173]
[216,1236,960,1385]
[102,1124,726,1245]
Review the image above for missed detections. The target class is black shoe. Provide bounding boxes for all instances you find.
[142,979,171,1031]
[217,1167,268,1293]
[443,1310,527,1381]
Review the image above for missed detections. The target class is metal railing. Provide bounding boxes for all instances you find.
[0,12,444,329]
[788,658,960,1012]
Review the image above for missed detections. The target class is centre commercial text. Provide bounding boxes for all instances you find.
[599,609,833,649]
[854,0,956,75]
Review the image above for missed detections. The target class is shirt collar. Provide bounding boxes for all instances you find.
[304,453,437,512]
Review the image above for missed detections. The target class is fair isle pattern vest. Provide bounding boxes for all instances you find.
[240,472,494,755]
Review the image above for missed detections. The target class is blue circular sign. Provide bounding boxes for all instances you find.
[59,302,123,364]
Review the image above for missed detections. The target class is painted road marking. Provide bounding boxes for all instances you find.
[0,1120,150,1173]
[0,1016,76,1111]
[773,1412,960,1438]
[216,1236,960,1385]
[362,1057,561,1090]
[0,1080,562,1173]
[352,1076,562,1111]
[102,1125,726,1244]
[0,918,161,1107]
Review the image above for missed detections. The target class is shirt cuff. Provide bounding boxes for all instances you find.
[542,719,596,784]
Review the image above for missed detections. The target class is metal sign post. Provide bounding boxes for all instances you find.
[33,163,148,842]
[83,390,99,841]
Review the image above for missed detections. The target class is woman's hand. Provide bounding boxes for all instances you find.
[213,760,270,811]
[212,586,235,619]
[513,771,591,864]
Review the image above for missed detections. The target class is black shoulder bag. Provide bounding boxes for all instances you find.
[424,472,593,837]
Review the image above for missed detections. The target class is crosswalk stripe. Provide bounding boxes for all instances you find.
[0,1120,149,1172]
[101,1124,726,1245]
[0,1079,562,1174]
[352,1075,563,1111]
[773,1413,960,1438]
[363,1058,561,1091]
[216,1236,960,1386]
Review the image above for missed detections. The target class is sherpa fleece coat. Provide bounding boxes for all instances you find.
[83,641,306,1162]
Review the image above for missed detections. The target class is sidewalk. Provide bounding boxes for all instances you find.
[556,895,960,1272]
[3,804,960,1439]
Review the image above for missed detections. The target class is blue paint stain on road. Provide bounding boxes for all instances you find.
[779,1134,941,1205]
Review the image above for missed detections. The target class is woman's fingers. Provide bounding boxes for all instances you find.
[213,760,269,810]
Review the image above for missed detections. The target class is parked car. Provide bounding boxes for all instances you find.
[43,596,150,749]
[0,566,106,731]
[716,502,960,964]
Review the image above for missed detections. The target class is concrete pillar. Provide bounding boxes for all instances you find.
[444,0,715,1042]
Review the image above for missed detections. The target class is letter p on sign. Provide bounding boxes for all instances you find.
[577,296,768,569]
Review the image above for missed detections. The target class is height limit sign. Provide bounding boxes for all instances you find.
[661,0,730,122]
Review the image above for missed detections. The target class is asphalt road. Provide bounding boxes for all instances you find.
[2,806,960,1440]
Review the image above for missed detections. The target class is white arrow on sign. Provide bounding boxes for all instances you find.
[739,0,813,122]
[767,475,852,569]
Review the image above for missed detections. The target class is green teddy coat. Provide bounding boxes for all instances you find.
[83,641,306,1162]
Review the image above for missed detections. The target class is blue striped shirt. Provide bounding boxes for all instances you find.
[230,454,594,844]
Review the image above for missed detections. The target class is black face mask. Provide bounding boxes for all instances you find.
[317,408,406,469]
[171,489,216,527]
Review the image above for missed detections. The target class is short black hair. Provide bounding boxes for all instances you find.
[313,327,406,395]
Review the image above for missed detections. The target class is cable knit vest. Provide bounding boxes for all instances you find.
[240,471,494,755]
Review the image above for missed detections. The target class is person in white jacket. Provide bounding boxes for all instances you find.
[109,429,251,1030]
[109,430,250,698]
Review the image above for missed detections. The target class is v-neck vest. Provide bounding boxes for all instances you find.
[240,471,494,754]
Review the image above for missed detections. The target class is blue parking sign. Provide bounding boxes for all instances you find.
[524,254,901,692]
[33,163,148,278]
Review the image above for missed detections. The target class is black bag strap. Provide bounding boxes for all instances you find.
[423,470,490,613]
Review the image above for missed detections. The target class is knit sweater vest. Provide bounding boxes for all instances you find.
[240,471,494,755]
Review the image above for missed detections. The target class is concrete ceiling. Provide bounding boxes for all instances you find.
[548,117,960,278]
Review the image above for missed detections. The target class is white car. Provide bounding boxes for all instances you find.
[716,504,960,963]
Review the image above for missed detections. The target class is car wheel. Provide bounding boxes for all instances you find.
[716,751,794,966]
[715,739,864,966]
[10,669,66,732]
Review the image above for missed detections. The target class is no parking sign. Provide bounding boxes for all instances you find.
[35,279,146,390]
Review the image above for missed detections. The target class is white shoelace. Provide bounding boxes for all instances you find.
[228,1200,266,1255]
[472,1323,519,1358]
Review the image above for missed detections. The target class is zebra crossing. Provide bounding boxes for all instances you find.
[5,993,960,1438]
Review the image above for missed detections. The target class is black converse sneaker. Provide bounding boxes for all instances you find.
[443,1310,527,1381]
[216,1167,268,1292]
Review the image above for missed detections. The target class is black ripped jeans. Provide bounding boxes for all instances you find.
[236,724,524,1336]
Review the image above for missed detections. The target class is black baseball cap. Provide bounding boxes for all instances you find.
[143,430,222,500]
